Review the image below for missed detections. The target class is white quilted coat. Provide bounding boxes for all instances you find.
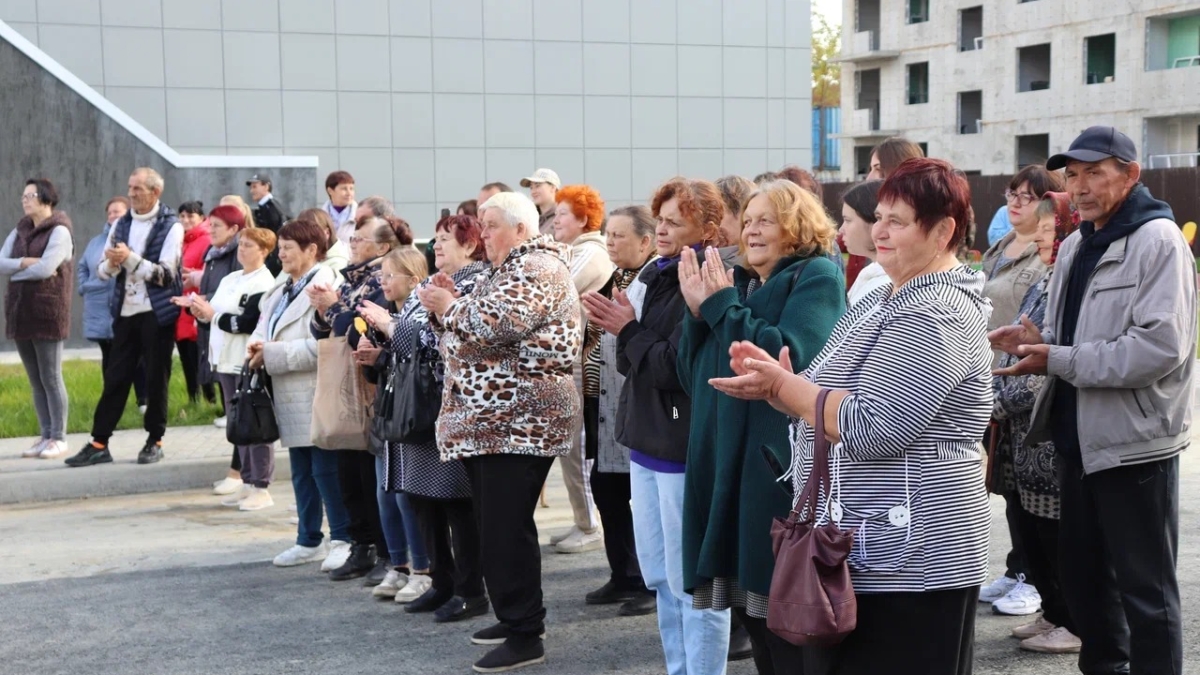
[251,265,340,448]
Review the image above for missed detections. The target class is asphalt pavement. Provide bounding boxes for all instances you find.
[0,454,1196,674]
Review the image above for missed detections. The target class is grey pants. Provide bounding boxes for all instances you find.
[217,372,275,488]
[15,339,67,440]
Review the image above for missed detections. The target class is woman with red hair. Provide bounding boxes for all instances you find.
[711,159,993,674]
[550,184,615,554]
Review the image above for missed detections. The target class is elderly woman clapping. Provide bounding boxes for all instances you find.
[710,158,993,675]
[418,192,581,673]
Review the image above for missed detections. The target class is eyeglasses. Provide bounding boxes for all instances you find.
[1004,190,1038,206]
[20,192,38,202]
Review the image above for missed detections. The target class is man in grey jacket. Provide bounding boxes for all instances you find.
[992,126,1195,675]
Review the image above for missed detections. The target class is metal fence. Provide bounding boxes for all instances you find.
[819,167,1200,252]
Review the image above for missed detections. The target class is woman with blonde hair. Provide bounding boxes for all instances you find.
[677,180,846,673]
[219,194,258,229]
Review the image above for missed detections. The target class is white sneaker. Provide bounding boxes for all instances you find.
[221,485,253,507]
[138,404,147,415]
[321,540,352,572]
[212,476,243,495]
[213,416,227,429]
[979,574,1019,603]
[555,527,604,554]
[38,440,68,459]
[273,542,328,567]
[288,516,300,525]
[993,575,1042,616]
[549,526,581,546]
[394,573,433,603]
[372,569,410,599]
[239,487,274,511]
[22,439,48,457]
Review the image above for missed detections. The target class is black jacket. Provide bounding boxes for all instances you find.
[253,197,287,234]
[614,259,692,463]
[195,241,242,383]
[253,197,287,275]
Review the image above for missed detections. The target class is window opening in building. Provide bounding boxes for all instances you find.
[958,91,982,135]
[1146,13,1200,71]
[1085,34,1116,83]
[907,62,929,104]
[1016,134,1051,168]
[960,7,983,51]
[856,68,881,131]
[1018,43,1052,91]
[855,0,882,50]
[908,0,929,24]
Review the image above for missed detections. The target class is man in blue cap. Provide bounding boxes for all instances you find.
[991,126,1194,675]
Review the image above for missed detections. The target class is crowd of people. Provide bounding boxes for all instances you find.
[2,125,1192,675]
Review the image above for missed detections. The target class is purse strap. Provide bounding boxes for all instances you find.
[793,387,832,524]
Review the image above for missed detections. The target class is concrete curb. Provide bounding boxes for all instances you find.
[0,450,292,505]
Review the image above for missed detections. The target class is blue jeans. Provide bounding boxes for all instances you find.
[290,446,350,548]
[631,463,730,675]
[375,454,429,570]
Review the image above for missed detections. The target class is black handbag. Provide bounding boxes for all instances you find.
[378,347,442,445]
[226,361,280,446]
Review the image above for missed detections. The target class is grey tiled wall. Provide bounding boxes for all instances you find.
[3,0,812,235]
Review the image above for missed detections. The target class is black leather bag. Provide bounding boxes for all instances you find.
[226,361,280,446]
[377,348,441,445]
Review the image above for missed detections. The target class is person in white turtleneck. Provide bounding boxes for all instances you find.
[65,167,185,469]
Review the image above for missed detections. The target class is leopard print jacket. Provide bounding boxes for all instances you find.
[436,234,583,461]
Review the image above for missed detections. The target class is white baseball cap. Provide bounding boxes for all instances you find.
[520,168,561,190]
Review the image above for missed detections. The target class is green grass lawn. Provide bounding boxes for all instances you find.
[0,358,222,439]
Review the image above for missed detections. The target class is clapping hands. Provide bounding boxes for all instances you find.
[678,246,733,317]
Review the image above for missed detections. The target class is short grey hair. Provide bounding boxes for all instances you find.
[358,195,394,218]
[480,191,539,233]
[133,167,164,192]
[608,205,656,239]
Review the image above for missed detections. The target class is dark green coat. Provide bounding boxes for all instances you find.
[678,253,845,597]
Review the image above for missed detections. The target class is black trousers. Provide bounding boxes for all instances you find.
[337,451,386,549]
[1058,451,1181,675]
[91,313,174,444]
[465,453,554,643]
[97,339,147,406]
[174,339,216,402]
[734,607,804,675]
[803,587,978,675]
[1013,507,1072,631]
[1003,491,1029,580]
[591,465,645,591]
[409,494,484,599]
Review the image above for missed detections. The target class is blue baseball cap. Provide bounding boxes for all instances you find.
[1046,126,1137,170]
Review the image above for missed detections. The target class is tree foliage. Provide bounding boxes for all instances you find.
[812,12,841,108]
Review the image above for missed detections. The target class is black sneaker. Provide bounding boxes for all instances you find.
[728,623,753,662]
[472,640,545,673]
[405,586,453,614]
[64,443,113,468]
[471,623,546,646]
[618,592,657,616]
[137,441,163,465]
[361,559,391,587]
[434,594,490,623]
[585,581,645,605]
[330,543,377,581]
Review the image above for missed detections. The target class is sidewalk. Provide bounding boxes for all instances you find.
[0,424,273,504]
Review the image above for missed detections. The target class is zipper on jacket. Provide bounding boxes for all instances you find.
[1072,255,1123,438]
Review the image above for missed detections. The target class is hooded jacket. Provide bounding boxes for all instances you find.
[436,234,582,461]
[789,265,993,593]
[1028,184,1196,474]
